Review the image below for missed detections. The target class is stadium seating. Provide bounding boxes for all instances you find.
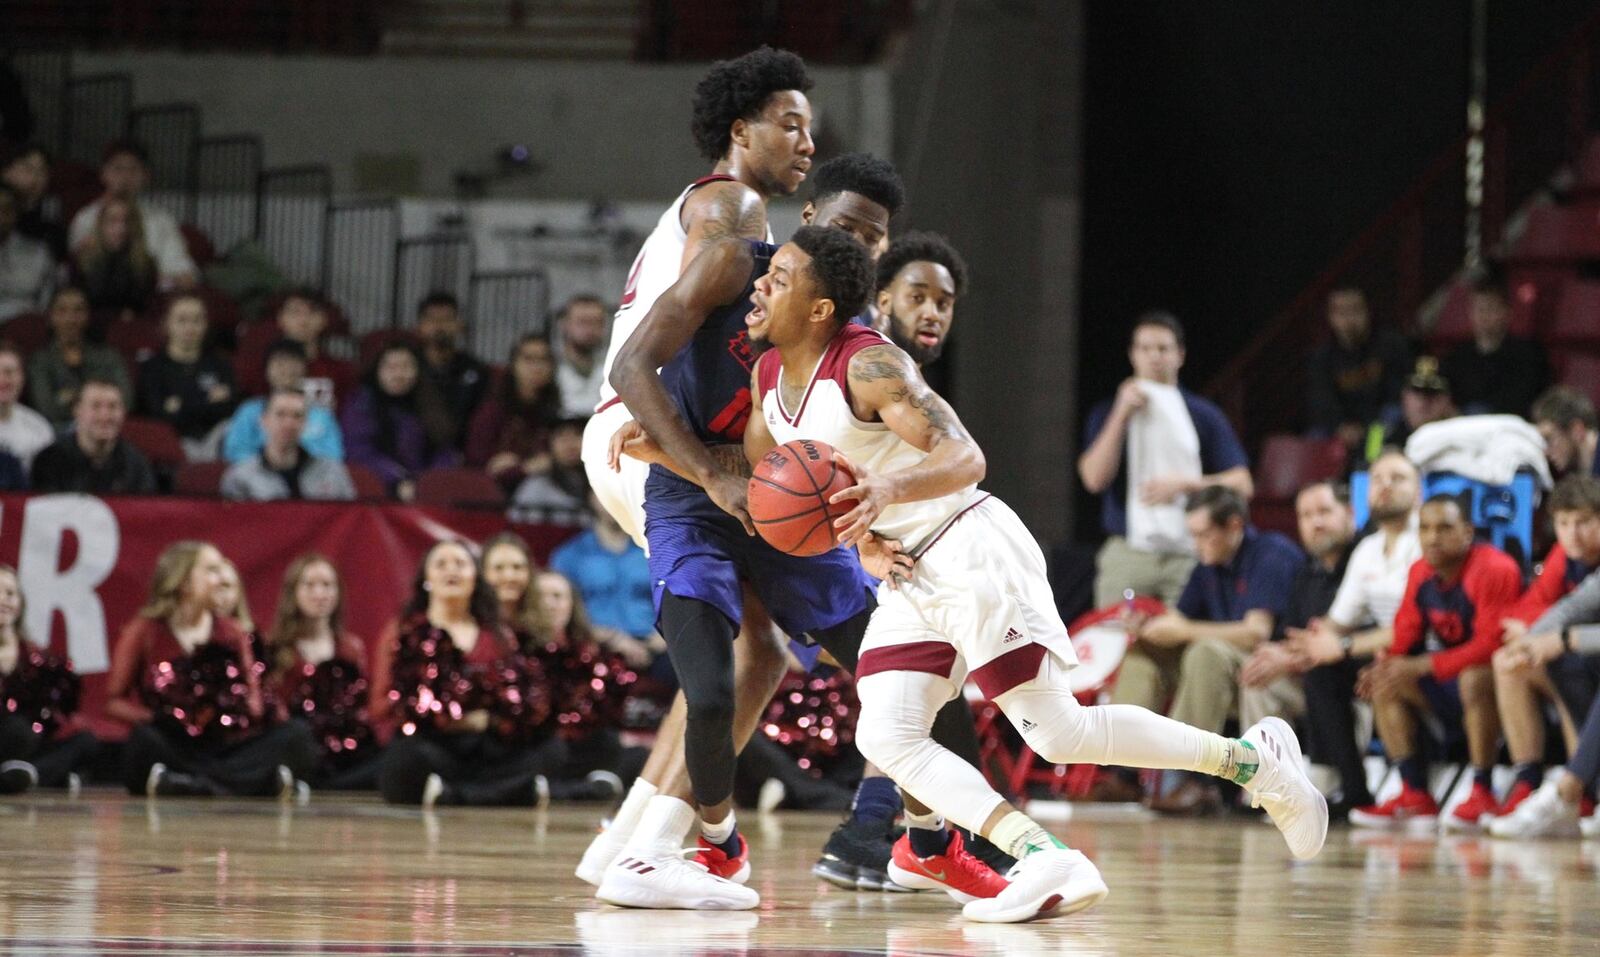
[1250,434,1347,536]
[121,417,185,470]
[415,467,507,509]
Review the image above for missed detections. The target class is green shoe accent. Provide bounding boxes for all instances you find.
[1231,740,1260,786]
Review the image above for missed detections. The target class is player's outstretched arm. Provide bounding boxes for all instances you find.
[611,239,758,530]
[830,344,985,546]
[679,181,767,272]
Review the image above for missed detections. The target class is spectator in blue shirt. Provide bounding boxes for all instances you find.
[1094,485,1303,811]
[223,340,345,464]
[549,492,665,670]
[1077,312,1253,609]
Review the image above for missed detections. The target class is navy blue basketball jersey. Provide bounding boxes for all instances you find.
[645,240,774,517]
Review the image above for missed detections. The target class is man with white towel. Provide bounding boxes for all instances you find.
[1078,311,1254,610]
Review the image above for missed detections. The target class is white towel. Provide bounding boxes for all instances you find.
[1404,414,1553,489]
[1125,382,1201,554]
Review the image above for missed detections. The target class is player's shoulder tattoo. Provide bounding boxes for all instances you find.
[692,185,765,248]
[848,344,913,384]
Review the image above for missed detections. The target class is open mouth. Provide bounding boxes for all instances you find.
[915,328,941,346]
[747,305,766,327]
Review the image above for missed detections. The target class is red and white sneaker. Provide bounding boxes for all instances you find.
[887,829,1010,904]
[693,834,752,885]
[1443,782,1498,831]
[1349,783,1439,829]
[1494,780,1537,819]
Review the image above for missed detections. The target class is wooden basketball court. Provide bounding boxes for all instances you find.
[2,792,1595,956]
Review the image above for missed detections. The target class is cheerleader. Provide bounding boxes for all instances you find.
[372,539,553,807]
[524,569,646,797]
[265,554,379,790]
[107,541,319,797]
[0,564,97,794]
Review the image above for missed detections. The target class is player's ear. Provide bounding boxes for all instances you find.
[729,118,750,152]
[810,298,836,327]
[800,201,816,225]
[876,288,891,315]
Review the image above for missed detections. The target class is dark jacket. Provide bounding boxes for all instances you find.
[31,435,156,495]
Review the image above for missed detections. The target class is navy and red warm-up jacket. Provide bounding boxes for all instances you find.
[1390,543,1523,681]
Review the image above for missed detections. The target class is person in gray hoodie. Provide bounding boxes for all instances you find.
[1487,564,1600,839]
[222,388,354,502]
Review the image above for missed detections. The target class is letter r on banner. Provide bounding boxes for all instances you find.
[18,495,119,673]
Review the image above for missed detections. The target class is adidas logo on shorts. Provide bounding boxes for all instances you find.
[1019,718,1037,732]
[1003,627,1025,644]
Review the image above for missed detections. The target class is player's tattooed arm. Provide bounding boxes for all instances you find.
[829,344,985,546]
[681,184,766,270]
[612,239,759,533]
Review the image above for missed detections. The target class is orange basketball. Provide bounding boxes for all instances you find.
[748,439,858,557]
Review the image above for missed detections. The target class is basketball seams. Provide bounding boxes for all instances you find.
[748,439,854,555]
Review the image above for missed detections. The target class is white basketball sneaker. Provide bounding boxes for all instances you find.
[1488,777,1581,839]
[577,821,633,887]
[960,847,1107,923]
[596,851,760,911]
[1239,717,1328,860]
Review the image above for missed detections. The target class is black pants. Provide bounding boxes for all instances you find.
[122,721,320,796]
[1303,658,1373,805]
[315,745,387,792]
[379,730,565,806]
[0,714,98,790]
[547,726,648,785]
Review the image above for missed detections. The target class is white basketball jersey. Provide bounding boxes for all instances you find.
[756,324,985,551]
[598,174,771,407]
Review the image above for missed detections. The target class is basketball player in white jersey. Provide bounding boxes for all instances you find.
[574,46,817,888]
[743,227,1328,923]
[581,46,815,546]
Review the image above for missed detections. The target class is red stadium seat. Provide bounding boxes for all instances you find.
[1508,205,1600,263]
[1557,351,1600,410]
[179,223,218,269]
[347,463,388,501]
[414,467,507,510]
[1573,135,1600,200]
[358,328,419,372]
[1252,434,1346,538]
[121,418,186,470]
[1548,279,1600,348]
[106,319,164,367]
[174,461,229,497]
[0,312,50,354]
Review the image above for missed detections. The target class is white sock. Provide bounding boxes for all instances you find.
[904,808,943,831]
[627,795,697,855]
[609,778,658,838]
[700,812,736,848]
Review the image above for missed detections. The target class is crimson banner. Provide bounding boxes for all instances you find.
[0,493,577,737]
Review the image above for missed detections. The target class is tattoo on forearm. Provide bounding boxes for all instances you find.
[710,444,753,478]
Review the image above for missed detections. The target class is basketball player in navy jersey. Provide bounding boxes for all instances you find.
[576,46,821,888]
[595,155,957,911]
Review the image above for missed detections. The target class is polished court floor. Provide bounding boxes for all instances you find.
[1,792,1597,956]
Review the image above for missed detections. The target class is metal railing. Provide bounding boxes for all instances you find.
[257,164,332,286]
[191,134,263,254]
[129,103,200,224]
[393,235,474,327]
[324,199,401,334]
[469,270,552,363]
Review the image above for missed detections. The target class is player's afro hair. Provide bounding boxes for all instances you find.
[691,47,813,162]
[810,153,906,218]
[876,231,968,296]
[791,226,874,324]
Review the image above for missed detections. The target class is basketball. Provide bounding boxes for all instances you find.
[748,439,858,556]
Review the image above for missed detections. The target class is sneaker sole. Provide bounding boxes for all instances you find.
[596,874,758,911]
[886,861,978,903]
[1440,812,1488,833]
[963,874,1108,924]
[1348,809,1438,830]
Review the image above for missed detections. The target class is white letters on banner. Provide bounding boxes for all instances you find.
[17,495,120,674]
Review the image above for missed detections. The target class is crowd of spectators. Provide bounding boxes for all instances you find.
[0,137,619,529]
[1079,274,1600,841]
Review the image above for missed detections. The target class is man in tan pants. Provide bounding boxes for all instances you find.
[1092,486,1305,811]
